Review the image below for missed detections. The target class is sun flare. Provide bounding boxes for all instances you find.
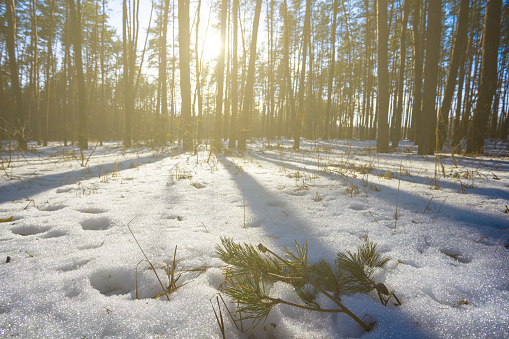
[199,30,223,61]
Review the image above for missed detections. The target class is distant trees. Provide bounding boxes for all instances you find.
[0,0,507,156]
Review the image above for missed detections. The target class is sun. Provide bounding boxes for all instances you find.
[199,30,224,61]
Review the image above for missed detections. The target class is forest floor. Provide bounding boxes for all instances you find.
[0,138,508,338]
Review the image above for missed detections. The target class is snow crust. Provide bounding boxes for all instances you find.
[0,139,508,338]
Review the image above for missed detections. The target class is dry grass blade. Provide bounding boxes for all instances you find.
[127,219,170,301]
[210,295,226,339]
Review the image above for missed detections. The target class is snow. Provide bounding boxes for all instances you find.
[0,139,508,338]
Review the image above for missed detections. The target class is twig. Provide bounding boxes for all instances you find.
[257,243,373,332]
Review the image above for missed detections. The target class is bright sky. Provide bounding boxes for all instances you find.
[107,0,223,63]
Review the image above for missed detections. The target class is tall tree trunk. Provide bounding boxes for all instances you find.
[283,0,296,142]
[326,0,338,140]
[123,0,131,146]
[158,0,170,146]
[100,0,106,145]
[467,0,502,153]
[418,0,442,155]
[390,0,410,149]
[69,0,88,149]
[214,0,228,150]
[376,0,390,153]
[267,0,275,140]
[4,0,27,151]
[178,0,192,151]
[43,0,55,146]
[437,0,470,150]
[228,0,239,149]
[30,0,41,145]
[294,0,312,150]
[194,0,201,141]
[409,0,423,143]
[238,0,263,151]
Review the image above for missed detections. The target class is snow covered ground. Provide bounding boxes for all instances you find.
[0,138,508,338]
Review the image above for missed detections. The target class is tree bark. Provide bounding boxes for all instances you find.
[467,0,502,153]
[238,0,263,151]
[409,0,423,143]
[69,0,88,149]
[437,0,470,150]
[4,0,27,151]
[390,0,410,149]
[294,0,312,150]
[228,0,239,149]
[326,0,338,140]
[417,0,442,155]
[178,0,192,151]
[214,0,228,150]
[376,0,390,153]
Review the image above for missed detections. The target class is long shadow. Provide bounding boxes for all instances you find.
[249,149,508,232]
[219,155,339,260]
[219,154,435,338]
[0,151,174,204]
[253,146,509,201]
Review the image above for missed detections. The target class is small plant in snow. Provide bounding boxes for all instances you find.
[216,237,399,332]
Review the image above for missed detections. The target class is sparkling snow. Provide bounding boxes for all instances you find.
[0,139,508,338]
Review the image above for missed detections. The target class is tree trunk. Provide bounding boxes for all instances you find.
[437,0,469,150]
[158,0,170,146]
[123,0,131,146]
[214,0,228,150]
[228,0,239,149]
[376,0,390,153]
[43,0,55,146]
[409,0,423,143]
[390,0,410,149]
[4,0,27,151]
[417,0,442,155]
[326,0,338,140]
[294,0,312,150]
[238,0,263,151]
[178,0,192,151]
[467,0,502,153]
[69,0,88,150]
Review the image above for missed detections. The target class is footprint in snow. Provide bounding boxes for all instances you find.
[11,225,51,236]
[56,186,74,193]
[38,204,66,212]
[348,203,368,211]
[89,268,134,297]
[59,259,90,272]
[79,207,107,214]
[41,229,67,238]
[80,216,112,230]
[266,199,285,208]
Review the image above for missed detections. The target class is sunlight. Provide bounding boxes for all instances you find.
[199,30,223,61]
